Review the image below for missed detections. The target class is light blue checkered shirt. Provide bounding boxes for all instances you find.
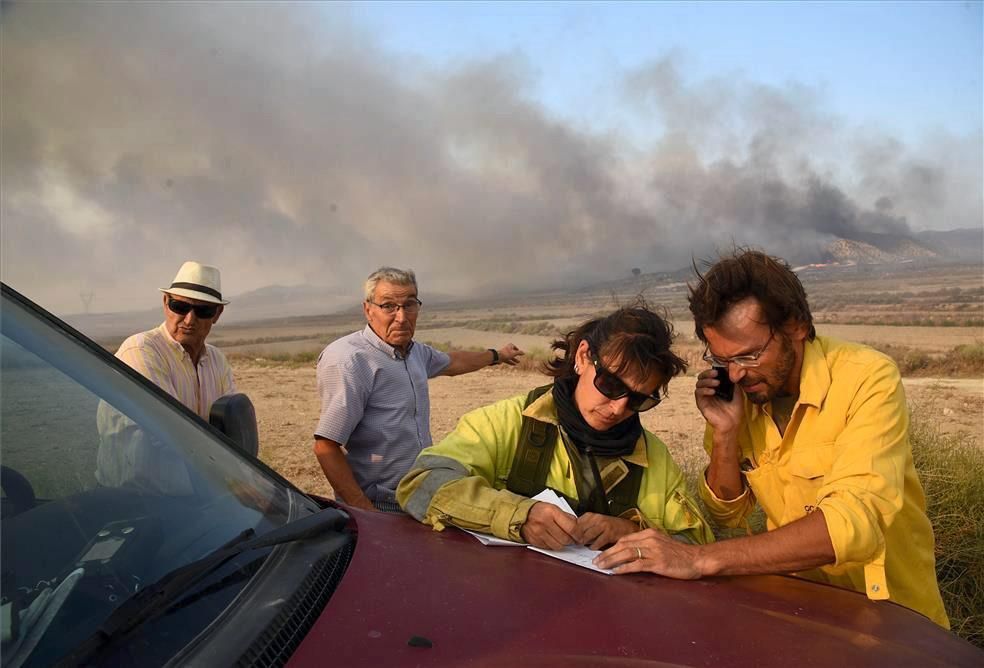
[315,325,450,505]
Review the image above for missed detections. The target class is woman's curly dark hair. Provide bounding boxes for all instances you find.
[543,300,687,396]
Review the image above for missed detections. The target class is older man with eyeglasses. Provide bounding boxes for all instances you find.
[313,267,524,513]
[96,261,236,493]
[595,249,948,630]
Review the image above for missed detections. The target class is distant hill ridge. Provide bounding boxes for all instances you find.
[823,228,982,264]
[824,236,938,264]
[63,227,981,339]
[914,228,984,262]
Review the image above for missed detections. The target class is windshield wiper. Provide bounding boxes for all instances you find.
[57,507,349,667]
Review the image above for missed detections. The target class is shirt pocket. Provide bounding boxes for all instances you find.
[782,444,835,525]
[742,464,782,529]
[660,489,710,543]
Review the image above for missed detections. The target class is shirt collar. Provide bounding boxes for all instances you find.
[157,322,209,365]
[745,336,830,419]
[158,322,186,356]
[361,324,414,360]
[797,336,831,408]
[523,388,650,468]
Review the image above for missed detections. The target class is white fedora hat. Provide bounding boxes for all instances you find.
[159,261,230,305]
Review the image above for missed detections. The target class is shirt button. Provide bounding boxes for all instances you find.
[871,584,880,593]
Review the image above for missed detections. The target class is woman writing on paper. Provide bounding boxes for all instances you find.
[397,304,713,550]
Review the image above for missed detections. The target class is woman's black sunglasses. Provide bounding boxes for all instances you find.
[167,297,219,320]
[589,350,661,412]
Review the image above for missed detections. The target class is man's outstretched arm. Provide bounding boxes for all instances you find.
[441,344,524,376]
[595,510,835,578]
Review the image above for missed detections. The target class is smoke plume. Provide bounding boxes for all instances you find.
[2,2,980,314]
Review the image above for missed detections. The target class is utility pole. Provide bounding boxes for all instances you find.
[80,291,94,314]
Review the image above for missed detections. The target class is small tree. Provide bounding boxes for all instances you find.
[631,267,641,278]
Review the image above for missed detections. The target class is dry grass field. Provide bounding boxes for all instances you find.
[235,362,983,501]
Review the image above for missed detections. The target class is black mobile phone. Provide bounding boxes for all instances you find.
[713,366,734,401]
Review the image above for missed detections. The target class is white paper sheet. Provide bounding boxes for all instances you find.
[530,488,576,513]
[527,544,613,575]
[461,528,525,546]
[525,489,612,574]
[458,488,613,574]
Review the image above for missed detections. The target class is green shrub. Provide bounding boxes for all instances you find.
[865,342,984,377]
[226,350,320,367]
[892,347,933,374]
[512,346,561,372]
[910,414,984,647]
[422,340,455,353]
[265,351,320,365]
[217,333,320,347]
[953,342,984,367]
[454,319,563,336]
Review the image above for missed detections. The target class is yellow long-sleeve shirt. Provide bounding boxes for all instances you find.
[698,336,948,628]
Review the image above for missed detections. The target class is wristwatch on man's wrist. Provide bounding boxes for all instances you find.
[488,348,500,365]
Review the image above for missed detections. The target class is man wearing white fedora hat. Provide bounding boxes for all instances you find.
[96,261,236,493]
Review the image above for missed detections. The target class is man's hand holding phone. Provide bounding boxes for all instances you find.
[712,366,734,401]
[694,366,744,438]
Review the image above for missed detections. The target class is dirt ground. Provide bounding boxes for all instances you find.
[233,362,984,499]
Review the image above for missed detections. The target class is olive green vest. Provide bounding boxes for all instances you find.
[505,384,642,517]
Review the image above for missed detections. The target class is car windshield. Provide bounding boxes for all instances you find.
[0,286,318,667]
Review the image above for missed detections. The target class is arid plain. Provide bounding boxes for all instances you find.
[205,262,984,499]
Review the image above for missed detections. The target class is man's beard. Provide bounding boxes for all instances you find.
[740,334,796,405]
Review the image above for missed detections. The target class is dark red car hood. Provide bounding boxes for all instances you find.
[290,507,980,667]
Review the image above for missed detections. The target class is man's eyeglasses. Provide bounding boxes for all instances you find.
[590,351,661,412]
[703,332,775,369]
[367,298,422,315]
[167,297,219,320]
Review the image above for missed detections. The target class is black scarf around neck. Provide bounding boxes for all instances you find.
[551,377,642,458]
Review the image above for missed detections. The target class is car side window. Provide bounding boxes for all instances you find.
[1,334,102,504]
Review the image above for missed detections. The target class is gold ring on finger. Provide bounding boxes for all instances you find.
[635,547,642,560]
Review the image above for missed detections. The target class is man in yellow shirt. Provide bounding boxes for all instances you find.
[596,250,948,629]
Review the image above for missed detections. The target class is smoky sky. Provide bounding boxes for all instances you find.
[2,2,981,314]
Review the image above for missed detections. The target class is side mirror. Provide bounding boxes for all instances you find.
[209,393,260,458]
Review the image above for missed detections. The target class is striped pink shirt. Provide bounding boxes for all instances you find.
[95,323,236,493]
[115,322,236,419]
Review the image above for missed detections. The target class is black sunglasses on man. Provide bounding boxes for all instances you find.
[167,297,219,320]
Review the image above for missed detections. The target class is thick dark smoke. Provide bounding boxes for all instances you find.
[2,3,980,314]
